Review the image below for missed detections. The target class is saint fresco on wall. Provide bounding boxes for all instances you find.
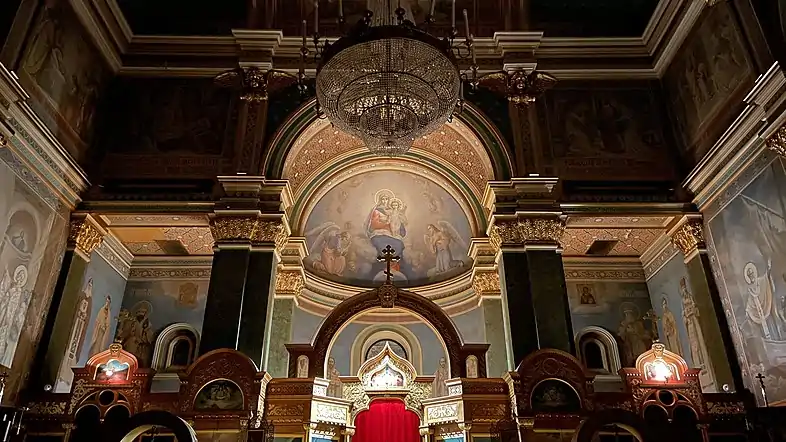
[567,280,654,367]
[54,251,127,392]
[646,255,715,390]
[303,170,473,287]
[19,1,109,162]
[708,157,786,404]
[541,87,671,180]
[118,280,210,367]
[664,2,753,162]
[0,158,58,368]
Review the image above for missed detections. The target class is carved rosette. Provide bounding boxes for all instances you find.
[490,217,565,249]
[766,125,786,157]
[68,218,103,257]
[670,219,706,257]
[472,271,501,296]
[275,269,304,297]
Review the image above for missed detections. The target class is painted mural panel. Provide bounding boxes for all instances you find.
[303,170,473,287]
[708,157,786,404]
[540,85,673,181]
[646,254,715,390]
[0,149,69,401]
[118,279,210,367]
[567,280,654,367]
[18,1,110,163]
[54,251,128,392]
[664,2,754,164]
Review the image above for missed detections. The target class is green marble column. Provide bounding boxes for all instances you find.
[265,297,296,377]
[671,216,745,392]
[37,215,104,390]
[199,177,291,367]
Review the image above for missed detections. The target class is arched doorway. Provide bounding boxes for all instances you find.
[353,399,420,442]
[104,410,198,442]
[571,409,657,442]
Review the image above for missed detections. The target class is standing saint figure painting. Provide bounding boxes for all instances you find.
[304,170,473,287]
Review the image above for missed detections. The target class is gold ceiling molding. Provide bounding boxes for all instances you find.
[565,216,672,228]
[561,227,663,256]
[102,214,209,227]
[281,119,493,198]
[765,124,786,158]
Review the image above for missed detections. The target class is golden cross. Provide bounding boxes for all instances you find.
[643,309,660,341]
[377,245,401,284]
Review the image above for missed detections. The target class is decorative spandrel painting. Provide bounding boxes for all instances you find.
[303,170,473,287]
[708,158,786,404]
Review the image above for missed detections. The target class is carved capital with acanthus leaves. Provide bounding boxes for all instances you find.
[68,216,104,257]
[210,215,289,249]
[489,216,565,249]
[766,125,786,158]
[275,269,304,297]
[472,271,501,297]
[670,218,706,257]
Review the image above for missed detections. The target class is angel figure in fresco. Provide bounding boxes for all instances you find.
[306,222,355,277]
[424,222,467,276]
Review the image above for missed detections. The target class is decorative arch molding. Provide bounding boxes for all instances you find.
[263,98,514,182]
[571,409,658,442]
[286,285,487,379]
[112,410,198,442]
[151,323,201,371]
[574,326,622,374]
[349,324,425,374]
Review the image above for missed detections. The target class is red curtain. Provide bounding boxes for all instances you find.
[353,399,420,442]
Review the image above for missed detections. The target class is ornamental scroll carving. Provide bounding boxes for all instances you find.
[68,218,103,256]
[275,269,304,297]
[404,382,433,412]
[472,271,500,296]
[343,382,370,416]
[210,216,288,249]
[489,217,565,249]
[670,219,706,256]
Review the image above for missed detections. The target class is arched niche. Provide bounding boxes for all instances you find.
[151,323,201,372]
[263,98,513,182]
[286,285,488,379]
[574,326,622,374]
[348,322,425,374]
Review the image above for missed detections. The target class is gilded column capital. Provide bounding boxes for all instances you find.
[275,268,304,297]
[68,215,104,258]
[472,271,501,297]
[766,124,786,158]
[670,218,706,257]
[210,215,290,250]
[489,215,566,249]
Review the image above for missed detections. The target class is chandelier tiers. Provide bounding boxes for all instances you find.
[301,2,479,156]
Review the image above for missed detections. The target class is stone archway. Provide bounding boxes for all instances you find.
[571,409,657,442]
[108,410,198,442]
[288,285,474,379]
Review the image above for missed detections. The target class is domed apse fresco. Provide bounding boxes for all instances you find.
[303,169,474,288]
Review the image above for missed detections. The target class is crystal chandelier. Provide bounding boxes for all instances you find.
[300,0,479,156]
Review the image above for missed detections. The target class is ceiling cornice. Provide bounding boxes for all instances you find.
[81,0,710,80]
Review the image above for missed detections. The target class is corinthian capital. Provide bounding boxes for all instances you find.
[670,218,706,257]
[766,124,786,158]
[489,215,565,249]
[68,215,104,258]
[210,215,290,250]
[275,268,304,297]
